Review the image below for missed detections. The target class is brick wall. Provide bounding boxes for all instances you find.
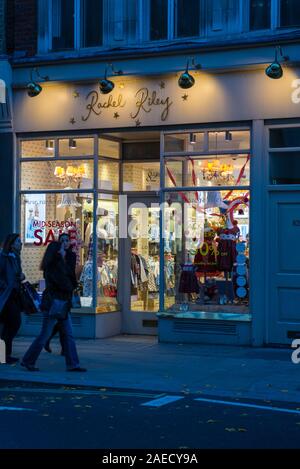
[6,0,37,56]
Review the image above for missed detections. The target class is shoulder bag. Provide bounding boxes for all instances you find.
[48,298,69,320]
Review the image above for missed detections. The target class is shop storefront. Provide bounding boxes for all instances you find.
[12,65,300,345]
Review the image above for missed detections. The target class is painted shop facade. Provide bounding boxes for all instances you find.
[5,48,300,346]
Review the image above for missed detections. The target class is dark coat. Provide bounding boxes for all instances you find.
[0,252,23,313]
[41,253,77,312]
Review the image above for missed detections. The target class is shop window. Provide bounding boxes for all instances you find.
[81,0,103,47]
[249,0,271,30]
[149,0,168,40]
[280,0,300,28]
[163,190,250,314]
[123,162,160,191]
[96,195,119,313]
[165,154,250,188]
[206,0,240,36]
[164,132,205,153]
[270,151,300,184]
[165,160,183,188]
[20,160,94,191]
[208,130,250,152]
[122,141,160,160]
[21,140,55,158]
[51,0,75,51]
[106,0,138,46]
[58,138,94,157]
[270,128,300,148]
[20,193,94,308]
[175,0,201,38]
[99,161,120,191]
[98,138,120,159]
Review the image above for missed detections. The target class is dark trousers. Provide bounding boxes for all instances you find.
[45,322,65,353]
[0,291,22,358]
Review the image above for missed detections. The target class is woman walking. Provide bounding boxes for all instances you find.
[0,233,25,364]
[21,241,86,372]
[44,233,77,355]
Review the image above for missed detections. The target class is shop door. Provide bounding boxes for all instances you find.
[267,191,300,344]
[122,196,160,335]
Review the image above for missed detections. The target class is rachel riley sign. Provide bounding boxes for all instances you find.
[13,69,300,132]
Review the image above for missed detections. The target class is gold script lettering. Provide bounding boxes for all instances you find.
[131,88,173,121]
[82,91,126,122]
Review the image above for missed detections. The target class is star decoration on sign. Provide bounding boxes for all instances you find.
[69,117,76,124]
[73,91,80,98]
[182,94,188,101]
[113,112,120,119]
[135,119,141,127]
[159,81,165,89]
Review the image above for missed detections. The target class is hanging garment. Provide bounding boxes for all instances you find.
[178,265,199,294]
[194,242,218,273]
[217,227,239,272]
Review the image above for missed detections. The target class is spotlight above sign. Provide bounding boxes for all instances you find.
[99,63,124,94]
[27,68,49,97]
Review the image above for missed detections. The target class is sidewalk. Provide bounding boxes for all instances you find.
[1,335,300,404]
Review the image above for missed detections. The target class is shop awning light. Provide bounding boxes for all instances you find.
[265,46,289,79]
[99,63,123,94]
[46,140,54,151]
[27,68,49,97]
[69,138,77,149]
[189,133,196,144]
[178,60,195,89]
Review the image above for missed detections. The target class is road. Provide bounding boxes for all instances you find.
[0,380,300,452]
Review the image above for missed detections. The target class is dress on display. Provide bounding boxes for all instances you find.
[216,225,240,272]
[194,228,218,274]
[178,264,200,294]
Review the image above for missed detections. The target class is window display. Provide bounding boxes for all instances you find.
[20,193,94,307]
[19,135,121,314]
[163,190,250,313]
[21,139,55,158]
[18,128,250,324]
[163,128,251,315]
[165,154,250,188]
[20,160,94,191]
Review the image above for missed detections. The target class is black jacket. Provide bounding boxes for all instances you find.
[0,252,23,313]
[41,252,77,311]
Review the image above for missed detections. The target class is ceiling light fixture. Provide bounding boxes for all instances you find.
[45,140,54,151]
[99,63,123,94]
[69,138,77,149]
[225,131,232,141]
[189,133,196,144]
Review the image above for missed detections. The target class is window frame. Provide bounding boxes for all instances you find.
[245,0,300,32]
[38,0,108,53]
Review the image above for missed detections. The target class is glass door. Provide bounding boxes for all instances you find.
[122,196,160,334]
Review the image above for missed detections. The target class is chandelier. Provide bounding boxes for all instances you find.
[54,164,87,187]
[202,159,234,184]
